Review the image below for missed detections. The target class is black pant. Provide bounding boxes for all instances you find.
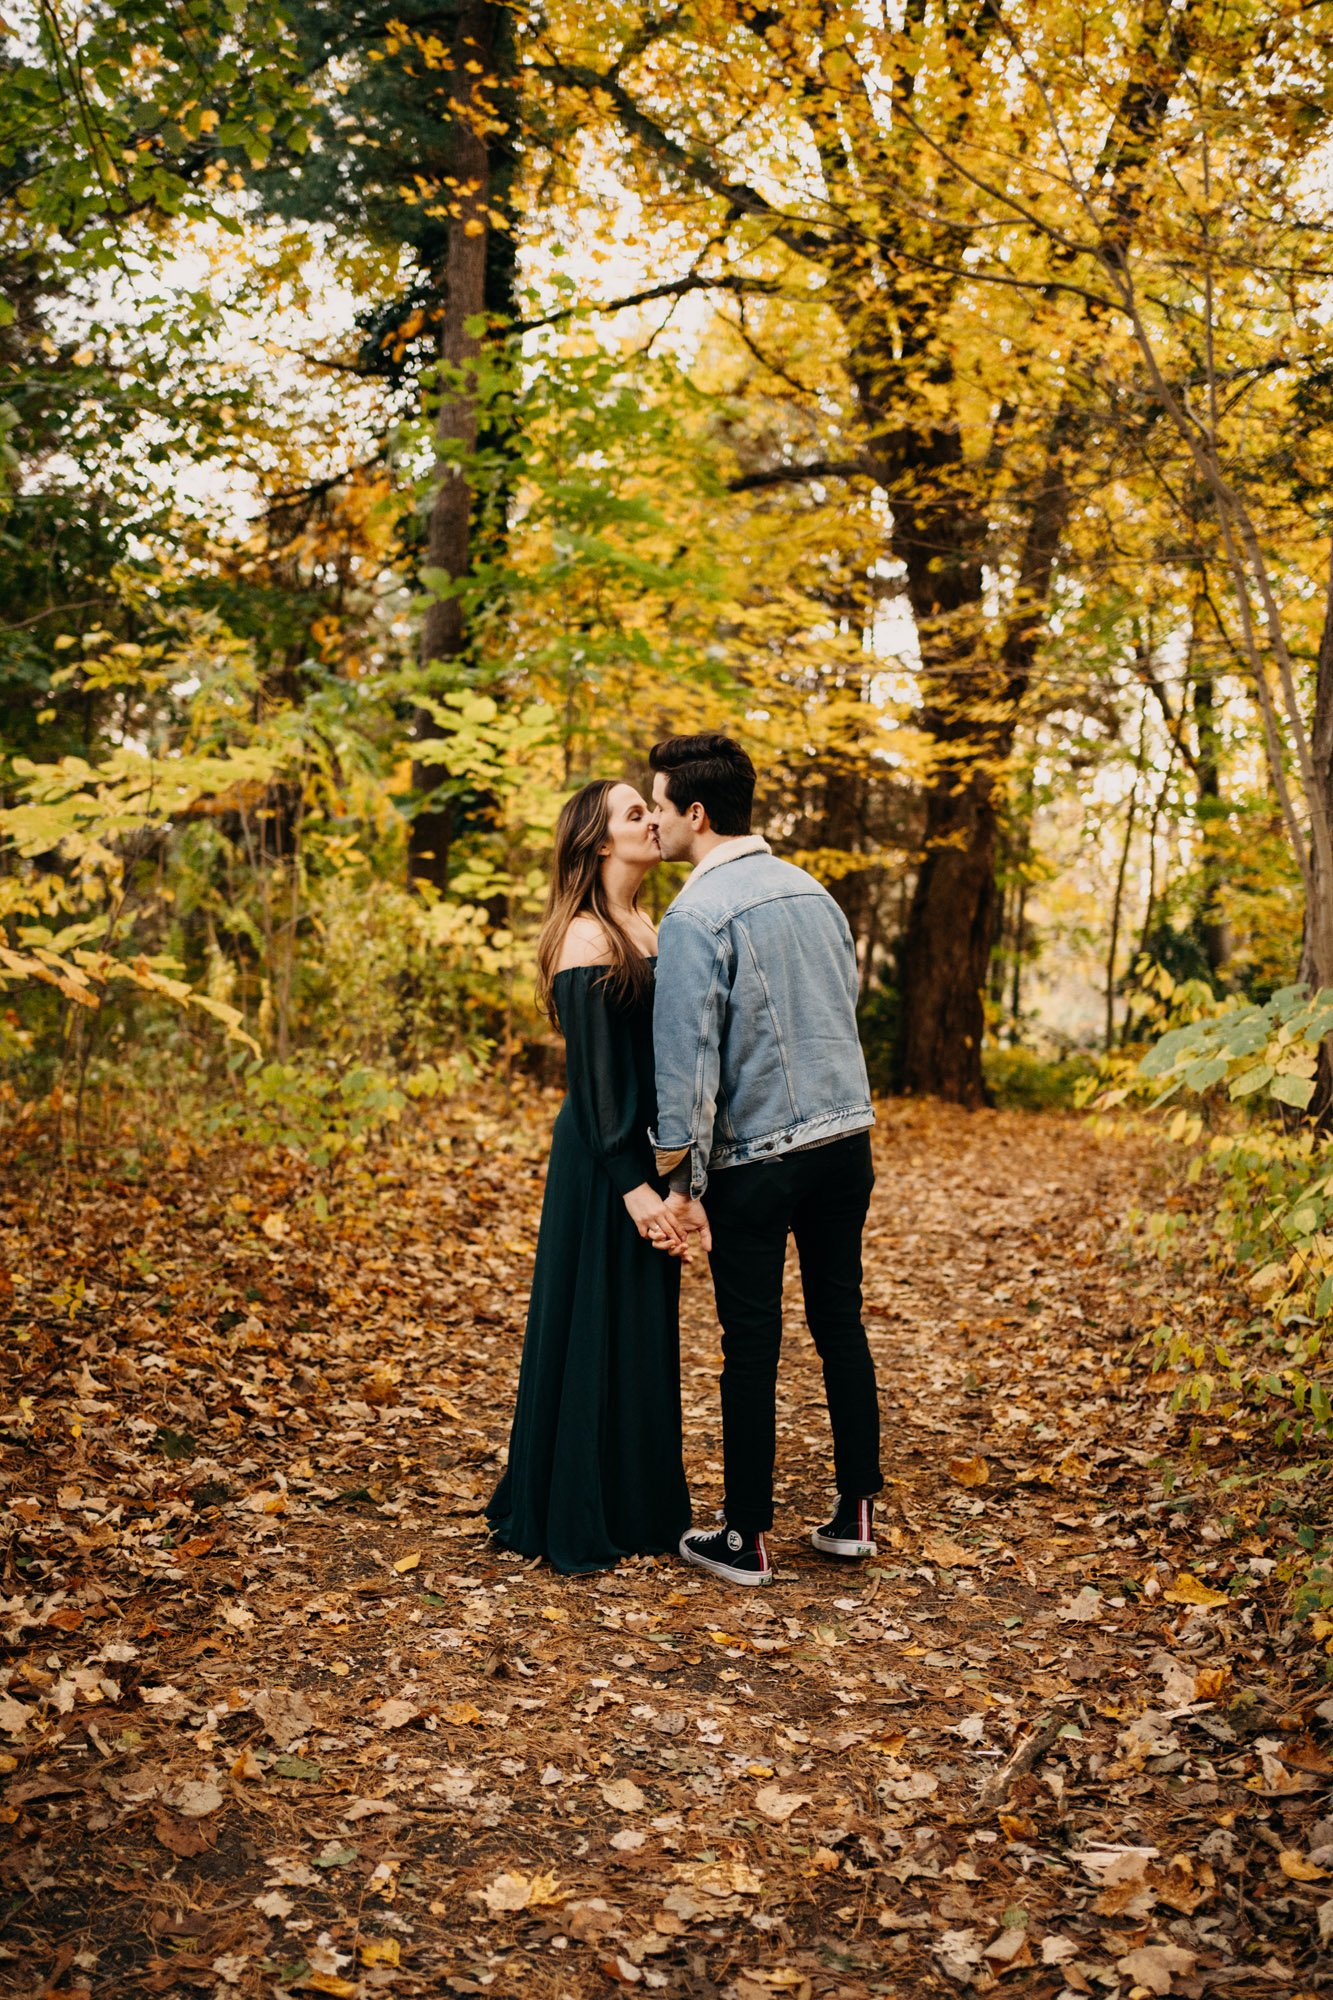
[702,1130,881,1534]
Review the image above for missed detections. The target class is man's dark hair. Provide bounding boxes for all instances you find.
[649,733,756,836]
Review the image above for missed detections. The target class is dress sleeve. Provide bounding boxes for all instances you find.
[560,973,654,1197]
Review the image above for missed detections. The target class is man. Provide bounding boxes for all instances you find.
[647,733,882,1587]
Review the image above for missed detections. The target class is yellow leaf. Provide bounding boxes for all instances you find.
[999,1812,1036,1841]
[261,1211,289,1241]
[231,1748,264,1781]
[541,1606,567,1622]
[302,1979,358,1998]
[393,1550,421,1574]
[1278,1849,1327,1882]
[1162,1573,1231,1609]
[475,1869,563,1913]
[947,1454,989,1487]
[360,1936,402,1965]
[441,1700,482,1726]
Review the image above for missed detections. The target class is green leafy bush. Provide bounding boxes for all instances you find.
[983,1047,1095,1112]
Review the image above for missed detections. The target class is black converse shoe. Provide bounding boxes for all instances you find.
[678,1524,774,1586]
[811,1496,877,1558]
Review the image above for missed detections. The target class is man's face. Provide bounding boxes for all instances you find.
[649,773,698,862]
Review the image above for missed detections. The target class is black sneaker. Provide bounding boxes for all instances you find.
[811,1496,876,1558]
[678,1524,774,1586]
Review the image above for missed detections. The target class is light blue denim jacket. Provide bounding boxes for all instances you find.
[651,838,874,1197]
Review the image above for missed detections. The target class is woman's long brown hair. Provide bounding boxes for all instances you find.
[535,780,655,1026]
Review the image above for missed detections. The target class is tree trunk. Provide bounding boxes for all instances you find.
[891,402,1071,1105]
[1192,644,1232,979]
[408,0,505,892]
[1300,540,1333,1122]
[899,764,1001,1104]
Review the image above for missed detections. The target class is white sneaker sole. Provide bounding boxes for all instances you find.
[678,1534,775,1586]
[810,1531,877,1558]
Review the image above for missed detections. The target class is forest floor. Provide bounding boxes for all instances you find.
[1,1098,1331,2000]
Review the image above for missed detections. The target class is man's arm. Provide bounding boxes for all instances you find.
[651,907,731,1202]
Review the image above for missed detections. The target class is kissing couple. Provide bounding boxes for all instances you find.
[487,734,882,1587]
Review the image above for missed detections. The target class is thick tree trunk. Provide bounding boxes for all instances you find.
[408,0,504,892]
[899,767,1001,1104]
[889,404,1071,1105]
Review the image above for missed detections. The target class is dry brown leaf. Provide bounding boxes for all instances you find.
[600,1777,646,1813]
[755,1783,810,1823]
[152,1808,214,1857]
[947,1454,989,1487]
[1114,1943,1197,1994]
[374,1697,420,1730]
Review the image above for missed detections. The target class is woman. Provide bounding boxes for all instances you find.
[487,780,692,1574]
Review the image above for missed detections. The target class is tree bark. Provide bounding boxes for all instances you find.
[1300,540,1333,1123]
[408,0,505,892]
[892,401,1072,1104]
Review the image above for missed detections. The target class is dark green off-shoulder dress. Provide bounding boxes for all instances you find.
[487,963,691,1574]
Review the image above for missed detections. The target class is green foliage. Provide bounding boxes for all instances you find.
[983,1047,1095,1113]
[237,1051,470,1176]
[1105,983,1333,1531]
[857,983,901,1098]
[1137,983,1333,1116]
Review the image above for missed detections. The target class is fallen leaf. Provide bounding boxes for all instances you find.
[1279,1849,1327,1883]
[393,1550,422,1573]
[565,1899,621,1941]
[934,1928,982,1984]
[755,1784,810,1823]
[921,1534,982,1569]
[1115,1943,1197,1994]
[360,1936,401,1966]
[253,1889,294,1920]
[252,1686,315,1749]
[169,1779,224,1818]
[374,1697,420,1730]
[1058,1586,1103,1622]
[984,1928,1032,1969]
[474,1869,564,1913]
[947,1454,989,1486]
[601,1778,646,1813]
[153,1808,215,1857]
[440,1699,482,1727]
[1162,1573,1231,1609]
[610,1828,647,1851]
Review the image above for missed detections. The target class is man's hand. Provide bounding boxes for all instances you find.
[662,1190,712,1253]
[623,1185,691,1257]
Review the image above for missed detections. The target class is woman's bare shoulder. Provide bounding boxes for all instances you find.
[555,916,612,971]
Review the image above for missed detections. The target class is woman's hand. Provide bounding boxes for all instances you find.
[623,1184,691,1257]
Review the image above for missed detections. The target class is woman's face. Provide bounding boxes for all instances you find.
[600,783,659,872]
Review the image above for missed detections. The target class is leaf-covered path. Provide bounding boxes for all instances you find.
[3,1102,1331,1999]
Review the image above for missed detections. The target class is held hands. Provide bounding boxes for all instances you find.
[623,1184,692,1258]
[654,1189,712,1255]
